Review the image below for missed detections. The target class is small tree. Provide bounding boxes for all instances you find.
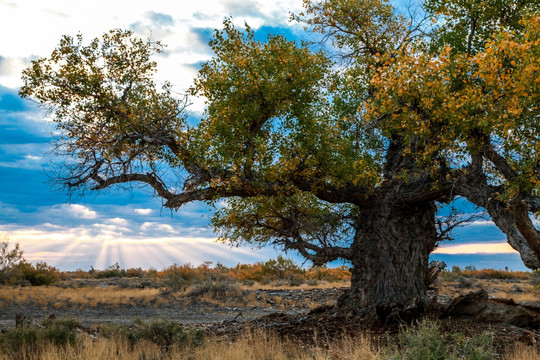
[0,240,24,284]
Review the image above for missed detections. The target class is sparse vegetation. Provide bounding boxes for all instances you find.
[441,266,532,281]
[531,270,540,289]
[99,318,203,350]
[0,317,536,360]
[388,320,496,360]
[0,250,537,359]
[0,240,60,286]
[1,318,79,356]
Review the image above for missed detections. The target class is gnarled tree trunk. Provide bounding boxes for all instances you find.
[338,198,438,321]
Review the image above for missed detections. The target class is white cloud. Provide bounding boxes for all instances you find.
[105,217,129,226]
[134,208,153,215]
[0,0,303,90]
[140,222,176,234]
[0,142,49,169]
[468,220,495,226]
[433,242,516,254]
[156,224,175,233]
[66,204,98,219]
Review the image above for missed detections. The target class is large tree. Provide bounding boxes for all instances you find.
[20,0,539,320]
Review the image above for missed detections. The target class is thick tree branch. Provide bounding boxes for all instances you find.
[482,142,517,180]
[91,172,176,201]
[283,237,353,265]
[456,174,540,269]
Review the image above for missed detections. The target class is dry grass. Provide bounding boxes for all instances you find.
[437,278,540,303]
[241,280,350,291]
[0,330,383,360]
[0,277,536,312]
[503,342,540,360]
[1,329,537,360]
[0,286,161,308]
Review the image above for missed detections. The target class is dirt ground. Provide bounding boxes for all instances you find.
[0,282,343,330]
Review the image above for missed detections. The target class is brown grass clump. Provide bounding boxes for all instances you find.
[1,328,536,360]
[240,280,350,291]
[0,330,383,360]
[503,343,540,360]
[0,286,160,308]
[437,278,540,303]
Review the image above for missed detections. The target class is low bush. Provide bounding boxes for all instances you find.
[17,262,60,286]
[161,264,202,293]
[125,267,145,278]
[0,318,79,355]
[305,265,351,282]
[388,320,496,360]
[188,280,242,299]
[448,266,530,280]
[100,318,203,350]
[94,263,126,278]
[457,275,475,288]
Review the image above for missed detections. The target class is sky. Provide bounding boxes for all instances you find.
[0,0,531,271]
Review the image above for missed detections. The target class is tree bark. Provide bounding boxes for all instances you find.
[338,198,438,321]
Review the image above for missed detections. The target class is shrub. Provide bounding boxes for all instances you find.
[188,280,242,299]
[388,320,497,360]
[17,262,60,286]
[0,318,79,355]
[452,331,495,360]
[125,267,144,278]
[1,326,39,354]
[287,273,304,287]
[40,318,79,346]
[100,319,203,350]
[439,270,455,282]
[95,262,126,278]
[394,320,449,360]
[161,264,201,293]
[457,276,475,288]
[135,318,202,348]
[305,265,351,282]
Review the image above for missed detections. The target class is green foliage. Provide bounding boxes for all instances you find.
[1,326,39,355]
[396,320,449,360]
[0,318,79,355]
[451,331,495,360]
[20,29,186,172]
[16,262,60,286]
[260,255,302,279]
[100,319,203,350]
[95,262,126,278]
[0,241,59,286]
[425,0,537,54]
[389,320,496,360]
[161,263,203,293]
[40,318,79,346]
[191,18,330,177]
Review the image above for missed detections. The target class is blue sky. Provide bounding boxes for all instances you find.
[0,0,530,271]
